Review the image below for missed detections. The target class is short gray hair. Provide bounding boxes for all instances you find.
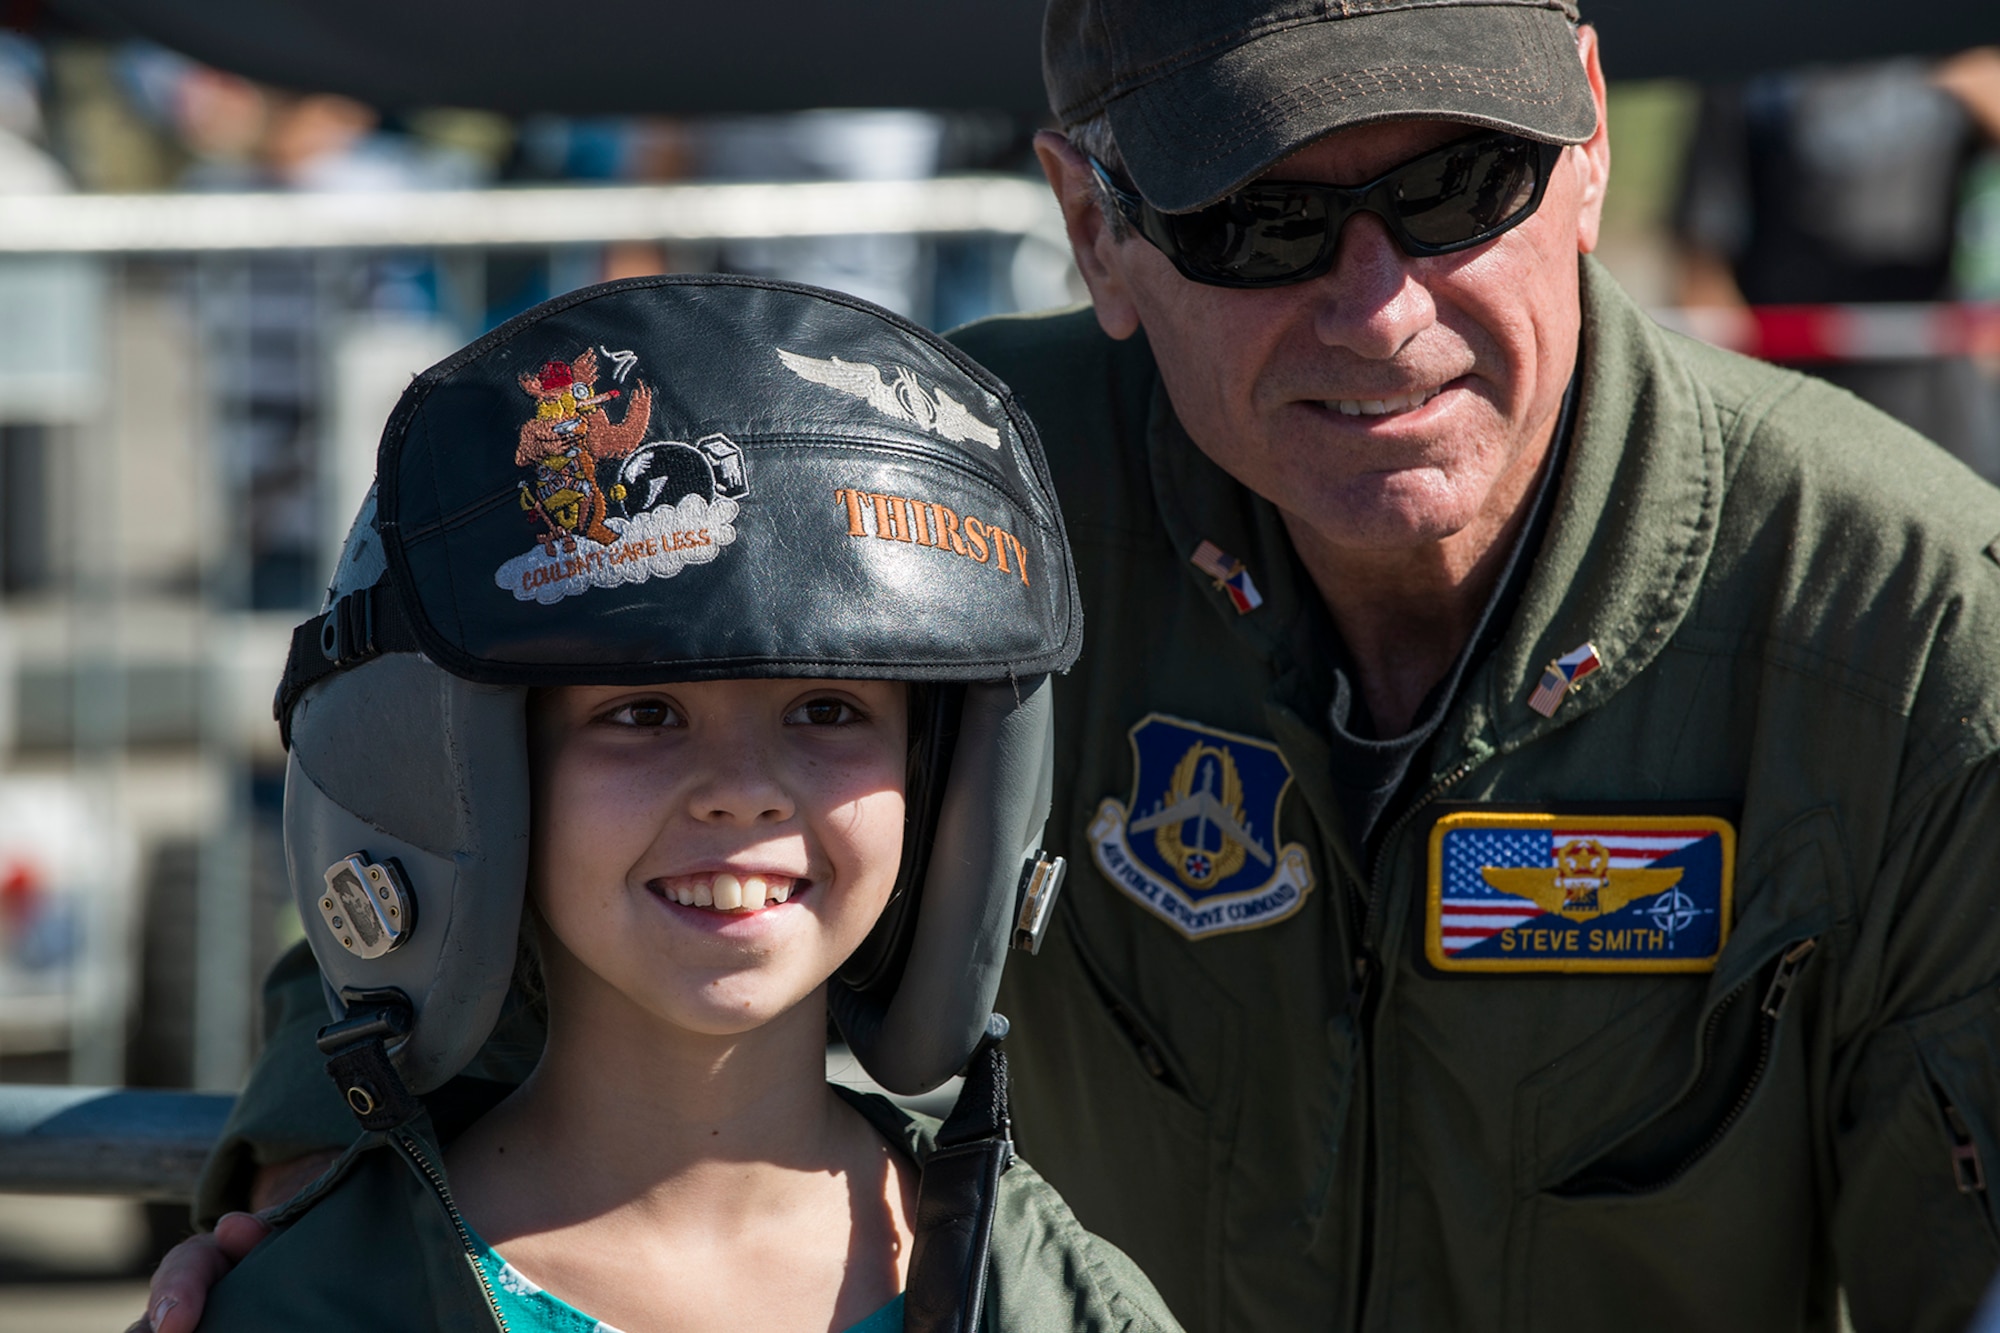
[1062,112,1132,241]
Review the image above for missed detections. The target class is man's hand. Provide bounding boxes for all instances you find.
[130,1212,270,1333]
[132,1149,340,1332]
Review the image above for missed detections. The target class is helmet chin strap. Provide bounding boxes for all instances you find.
[904,1014,1014,1333]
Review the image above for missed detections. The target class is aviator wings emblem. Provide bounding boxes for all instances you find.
[1480,837,1683,922]
[777,348,1002,450]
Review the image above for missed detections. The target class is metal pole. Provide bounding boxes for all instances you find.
[65,257,124,1087]
[189,256,253,1093]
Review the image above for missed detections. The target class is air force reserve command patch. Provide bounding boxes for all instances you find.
[1088,715,1313,939]
[1427,812,1735,973]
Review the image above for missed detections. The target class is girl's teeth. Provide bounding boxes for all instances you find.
[658,873,799,911]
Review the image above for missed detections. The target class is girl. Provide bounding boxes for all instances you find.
[195,275,1180,1333]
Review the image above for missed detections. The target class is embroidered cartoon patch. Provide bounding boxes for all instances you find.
[777,348,1002,450]
[1088,714,1313,939]
[494,347,748,604]
[1426,812,1735,973]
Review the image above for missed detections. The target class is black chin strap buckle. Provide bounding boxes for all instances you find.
[315,990,421,1132]
[905,1013,1015,1333]
[274,579,419,750]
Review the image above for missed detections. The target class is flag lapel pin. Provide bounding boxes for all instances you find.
[1190,540,1263,614]
[1527,642,1602,718]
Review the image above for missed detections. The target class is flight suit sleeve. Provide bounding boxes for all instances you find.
[1831,757,2000,1333]
[986,1158,1188,1332]
[192,941,359,1227]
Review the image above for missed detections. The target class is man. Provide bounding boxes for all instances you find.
[147,2,2000,1330]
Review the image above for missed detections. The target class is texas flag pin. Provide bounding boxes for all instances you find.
[1190,540,1263,614]
[1527,642,1602,717]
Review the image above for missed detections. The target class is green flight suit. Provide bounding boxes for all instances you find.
[197,1084,1182,1333]
[206,259,2000,1332]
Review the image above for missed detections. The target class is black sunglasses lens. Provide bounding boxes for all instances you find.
[1164,189,1333,283]
[1394,137,1543,248]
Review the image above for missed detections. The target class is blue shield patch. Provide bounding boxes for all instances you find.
[1088,714,1313,939]
[1426,812,1737,972]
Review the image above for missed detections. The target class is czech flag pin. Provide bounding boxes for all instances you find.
[1527,642,1602,718]
[1191,540,1263,614]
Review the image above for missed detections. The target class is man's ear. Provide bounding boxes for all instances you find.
[1572,25,1612,256]
[1033,129,1141,340]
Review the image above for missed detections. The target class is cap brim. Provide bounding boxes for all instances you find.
[1108,4,1597,213]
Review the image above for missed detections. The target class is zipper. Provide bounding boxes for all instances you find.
[1107,997,1182,1093]
[1360,758,1481,964]
[1932,1085,1989,1196]
[1065,913,1189,1098]
[397,1129,512,1332]
[1347,756,1481,1331]
[1640,936,1819,1194]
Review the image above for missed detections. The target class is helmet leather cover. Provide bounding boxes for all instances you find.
[279,275,1081,1097]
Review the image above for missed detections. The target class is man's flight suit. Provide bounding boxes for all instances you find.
[208,261,2000,1331]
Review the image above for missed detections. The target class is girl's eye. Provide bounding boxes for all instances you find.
[602,698,680,728]
[785,697,861,727]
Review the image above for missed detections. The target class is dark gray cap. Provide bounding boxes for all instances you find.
[1045,0,1598,213]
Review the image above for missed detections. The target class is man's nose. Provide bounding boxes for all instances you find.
[1308,212,1437,358]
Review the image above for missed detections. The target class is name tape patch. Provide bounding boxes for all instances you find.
[1426,812,1735,973]
[1089,714,1313,940]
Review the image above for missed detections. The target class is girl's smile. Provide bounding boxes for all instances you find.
[525,677,909,1037]
[650,871,808,911]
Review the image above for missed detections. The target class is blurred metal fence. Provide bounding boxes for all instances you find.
[0,1086,229,1200]
[0,177,1065,253]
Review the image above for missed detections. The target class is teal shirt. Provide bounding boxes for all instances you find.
[470,1226,904,1333]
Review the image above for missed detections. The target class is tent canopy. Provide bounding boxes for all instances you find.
[46,0,2000,114]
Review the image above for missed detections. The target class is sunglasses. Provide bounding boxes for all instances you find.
[1090,131,1565,289]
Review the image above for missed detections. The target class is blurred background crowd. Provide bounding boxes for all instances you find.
[0,6,1993,1327]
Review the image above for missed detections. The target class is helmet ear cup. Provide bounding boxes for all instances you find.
[832,676,1056,1095]
[837,683,963,997]
[285,656,529,1094]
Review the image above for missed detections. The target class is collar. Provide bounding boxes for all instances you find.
[1149,256,1725,782]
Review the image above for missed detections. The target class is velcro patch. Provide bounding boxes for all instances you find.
[1426,812,1735,973]
[1089,714,1313,939]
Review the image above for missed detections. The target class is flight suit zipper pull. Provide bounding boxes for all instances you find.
[1759,938,1818,1020]
[1346,954,1375,1016]
[1939,1096,1988,1194]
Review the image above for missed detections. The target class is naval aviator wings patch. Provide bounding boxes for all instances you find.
[1427,812,1736,973]
[776,348,1002,450]
[1088,714,1313,939]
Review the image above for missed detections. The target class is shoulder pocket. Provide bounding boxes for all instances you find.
[1834,978,2000,1332]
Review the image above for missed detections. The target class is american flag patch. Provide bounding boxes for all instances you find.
[1190,540,1263,614]
[1425,812,1735,973]
[1527,642,1602,717]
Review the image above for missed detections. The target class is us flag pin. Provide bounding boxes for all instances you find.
[1527,643,1602,717]
[1190,540,1263,614]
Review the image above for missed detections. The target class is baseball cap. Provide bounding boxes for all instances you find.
[1045,0,1599,212]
